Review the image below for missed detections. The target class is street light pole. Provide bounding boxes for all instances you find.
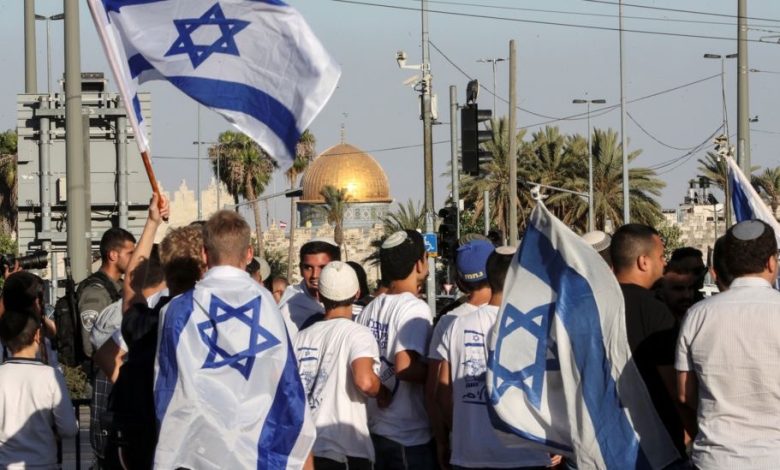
[704,53,737,139]
[573,98,606,232]
[35,13,65,94]
[477,57,506,114]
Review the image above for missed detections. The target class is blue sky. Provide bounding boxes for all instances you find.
[2,0,780,224]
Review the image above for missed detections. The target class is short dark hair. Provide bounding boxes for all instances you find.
[246,258,261,276]
[100,227,136,262]
[723,221,778,278]
[486,251,514,293]
[711,236,734,288]
[299,241,340,263]
[666,246,705,275]
[320,294,355,311]
[2,271,45,314]
[347,261,369,298]
[0,309,40,353]
[610,224,660,273]
[380,230,425,282]
[129,245,164,293]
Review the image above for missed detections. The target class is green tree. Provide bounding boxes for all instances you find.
[317,185,350,247]
[208,131,277,253]
[588,128,665,229]
[382,199,425,233]
[658,223,684,258]
[285,130,316,278]
[0,130,18,235]
[752,167,780,217]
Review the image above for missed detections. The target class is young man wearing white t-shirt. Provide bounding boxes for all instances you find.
[0,309,78,467]
[438,247,553,469]
[426,239,494,465]
[295,261,391,469]
[356,230,435,469]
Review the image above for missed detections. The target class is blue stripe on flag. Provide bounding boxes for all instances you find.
[102,0,166,13]
[131,94,144,124]
[518,224,651,470]
[257,337,306,469]
[128,53,154,79]
[154,290,195,422]
[730,169,753,222]
[167,76,300,158]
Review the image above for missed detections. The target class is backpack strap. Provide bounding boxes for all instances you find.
[78,270,121,303]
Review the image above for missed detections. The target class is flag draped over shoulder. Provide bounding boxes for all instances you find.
[87,0,340,169]
[154,266,314,469]
[486,203,678,469]
[727,156,780,244]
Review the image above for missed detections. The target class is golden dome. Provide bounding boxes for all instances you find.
[300,143,392,203]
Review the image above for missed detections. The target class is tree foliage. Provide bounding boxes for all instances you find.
[382,199,425,233]
[317,185,350,246]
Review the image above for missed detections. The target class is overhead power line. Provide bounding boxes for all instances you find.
[583,0,780,24]
[419,0,780,29]
[627,112,700,151]
[332,0,773,43]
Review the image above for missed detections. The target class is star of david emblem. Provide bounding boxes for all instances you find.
[165,3,250,69]
[491,301,558,410]
[197,295,280,379]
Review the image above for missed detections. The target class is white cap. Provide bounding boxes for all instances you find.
[318,261,359,302]
[582,230,611,252]
[495,246,517,256]
[254,257,271,280]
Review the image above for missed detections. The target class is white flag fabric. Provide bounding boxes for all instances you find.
[727,156,780,244]
[87,0,340,169]
[486,203,679,469]
[154,266,314,469]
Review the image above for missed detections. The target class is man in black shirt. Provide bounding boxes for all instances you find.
[611,224,689,458]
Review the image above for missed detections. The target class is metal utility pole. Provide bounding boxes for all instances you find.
[450,85,460,239]
[508,41,518,246]
[619,0,629,224]
[573,98,606,232]
[737,0,751,173]
[65,0,90,281]
[421,0,436,313]
[24,0,37,93]
[477,57,505,114]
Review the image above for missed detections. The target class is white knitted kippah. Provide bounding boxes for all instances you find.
[318,261,359,302]
[581,230,611,252]
[382,231,408,249]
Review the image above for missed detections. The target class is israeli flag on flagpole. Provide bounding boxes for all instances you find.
[727,155,780,244]
[486,203,679,469]
[87,0,340,169]
[154,266,315,469]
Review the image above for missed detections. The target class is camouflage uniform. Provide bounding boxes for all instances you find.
[78,272,122,466]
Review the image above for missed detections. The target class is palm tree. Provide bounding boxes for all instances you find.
[753,167,780,217]
[317,185,350,248]
[590,128,665,229]
[285,130,316,279]
[382,199,425,233]
[523,126,588,230]
[208,131,277,253]
[459,117,529,237]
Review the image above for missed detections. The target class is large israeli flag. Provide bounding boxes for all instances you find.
[87,0,340,169]
[727,156,780,244]
[154,266,314,469]
[486,203,679,469]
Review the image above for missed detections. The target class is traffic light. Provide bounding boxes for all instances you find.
[438,206,458,261]
[461,103,493,176]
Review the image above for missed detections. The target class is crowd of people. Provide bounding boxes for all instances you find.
[0,193,778,470]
